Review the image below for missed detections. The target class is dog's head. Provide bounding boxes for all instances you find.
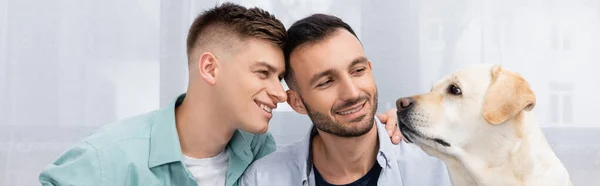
[396,64,536,156]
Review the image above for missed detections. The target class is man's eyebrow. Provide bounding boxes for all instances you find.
[349,56,368,68]
[251,61,276,71]
[252,61,285,78]
[309,69,336,86]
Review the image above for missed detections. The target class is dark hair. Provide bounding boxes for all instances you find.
[186,2,286,61]
[283,14,359,90]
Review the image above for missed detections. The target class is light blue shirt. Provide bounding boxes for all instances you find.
[240,118,452,186]
[39,94,276,186]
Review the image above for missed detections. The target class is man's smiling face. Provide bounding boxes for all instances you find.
[287,28,378,137]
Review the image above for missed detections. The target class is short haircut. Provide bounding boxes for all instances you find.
[186,2,286,63]
[283,14,359,90]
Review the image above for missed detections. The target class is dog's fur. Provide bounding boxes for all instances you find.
[396,64,571,186]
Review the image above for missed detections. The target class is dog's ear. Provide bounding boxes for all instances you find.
[482,65,536,124]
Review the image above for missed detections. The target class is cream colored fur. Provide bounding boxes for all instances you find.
[397,64,571,186]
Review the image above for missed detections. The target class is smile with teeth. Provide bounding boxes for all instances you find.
[336,102,366,115]
[258,103,273,113]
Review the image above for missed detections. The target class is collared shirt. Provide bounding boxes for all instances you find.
[240,118,452,186]
[39,94,276,186]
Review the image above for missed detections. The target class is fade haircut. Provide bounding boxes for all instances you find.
[283,14,359,90]
[186,2,286,63]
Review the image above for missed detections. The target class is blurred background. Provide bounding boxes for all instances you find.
[1,0,599,185]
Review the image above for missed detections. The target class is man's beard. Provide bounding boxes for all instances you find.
[302,90,378,137]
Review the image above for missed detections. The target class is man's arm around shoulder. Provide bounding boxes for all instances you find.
[39,141,103,186]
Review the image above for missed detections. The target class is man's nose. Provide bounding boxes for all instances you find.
[267,83,287,103]
[338,77,360,100]
[396,97,414,111]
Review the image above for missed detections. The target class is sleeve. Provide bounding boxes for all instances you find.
[251,132,277,161]
[39,141,103,186]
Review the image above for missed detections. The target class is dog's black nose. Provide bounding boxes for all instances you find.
[396,97,413,111]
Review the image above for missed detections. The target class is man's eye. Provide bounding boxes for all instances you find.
[317,80,333,88]
[353,68,366,75]
[257,70,269,78]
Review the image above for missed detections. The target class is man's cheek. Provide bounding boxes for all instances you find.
[316,102,332,115]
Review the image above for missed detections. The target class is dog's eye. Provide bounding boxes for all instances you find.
[448,84,462,95]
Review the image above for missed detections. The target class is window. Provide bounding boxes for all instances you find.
[552,27,571,51]
[549,81,574,125]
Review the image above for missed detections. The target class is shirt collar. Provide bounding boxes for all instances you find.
[227,129,253,162]
[374,118,395,168]
[298,118,395,183]
[148,93,186,168]
[224,129,254,183]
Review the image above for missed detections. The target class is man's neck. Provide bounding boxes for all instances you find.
[175,92,235,159]
[311,123,379,184]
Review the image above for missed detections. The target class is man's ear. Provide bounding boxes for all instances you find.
[482,65,536,124]
[197,52,219,85]
[286,90,308,115]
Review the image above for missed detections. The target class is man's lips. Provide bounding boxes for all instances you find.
[334,100,367,115]
[255,100,275,113]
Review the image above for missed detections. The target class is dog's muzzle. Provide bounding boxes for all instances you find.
[395,97,451,147]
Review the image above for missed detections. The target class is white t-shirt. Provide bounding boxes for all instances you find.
[183,150,229,186]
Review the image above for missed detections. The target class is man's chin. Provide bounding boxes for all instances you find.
[341,114,376,136]
[254,127,269,134]
[239,123,269,134]
[323,120,375,137]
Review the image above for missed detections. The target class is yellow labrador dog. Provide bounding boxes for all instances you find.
[396,64,571,186]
